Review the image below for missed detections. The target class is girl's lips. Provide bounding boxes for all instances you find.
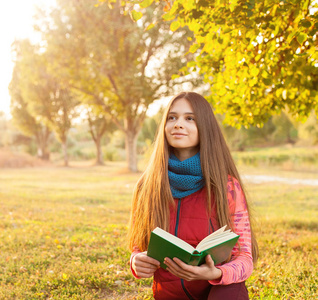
[172,133,187,137]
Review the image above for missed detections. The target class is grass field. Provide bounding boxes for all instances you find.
[0,162,317,299]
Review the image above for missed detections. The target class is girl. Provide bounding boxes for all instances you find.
[128,92,258,300]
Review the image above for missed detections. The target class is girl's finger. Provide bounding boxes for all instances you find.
[136,271,155,278]
[135,260,158,268]
[172,257,192,270]
[137,254,160,266]
[165,260,190,278]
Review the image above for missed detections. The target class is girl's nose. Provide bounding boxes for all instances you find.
[174,121,183,129]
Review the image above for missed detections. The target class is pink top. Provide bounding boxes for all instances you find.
[209,177,253,284]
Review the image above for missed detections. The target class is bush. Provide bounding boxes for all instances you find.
[103,146,125,162]
[233,147,318,170]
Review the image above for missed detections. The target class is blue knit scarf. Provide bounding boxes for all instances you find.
[168,152,205,199]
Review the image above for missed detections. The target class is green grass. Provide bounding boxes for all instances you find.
[246,183,318,300]
[233,146,318,172]
[0,162,317,299]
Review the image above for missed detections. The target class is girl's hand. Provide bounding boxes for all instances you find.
[164,255,222,281]
[132,251,160,278]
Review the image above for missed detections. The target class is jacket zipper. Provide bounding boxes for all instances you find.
[181,279,195,300]
[209,218,215,234]
[175,199,194,300]
[174,199,182,236]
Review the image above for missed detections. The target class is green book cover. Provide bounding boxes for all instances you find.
[147,226,239,270]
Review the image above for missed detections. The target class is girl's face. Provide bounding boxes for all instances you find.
[165,98,199,161]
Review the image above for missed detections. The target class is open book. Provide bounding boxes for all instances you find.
[147,226,239,269]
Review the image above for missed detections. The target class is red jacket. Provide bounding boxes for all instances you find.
[154,187,218,299]
[131,178,253,299]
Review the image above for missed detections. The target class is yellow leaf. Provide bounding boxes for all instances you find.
[164,3,171,12]
[189,43,201,53]
[163,12,175,21]
[139,0,153,9]
[145,23,155,31]
[250,68,259,77]
[130,10,143,22]
[170,20,180,32]
[297,33,307,45]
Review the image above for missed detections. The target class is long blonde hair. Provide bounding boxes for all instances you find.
[128,92,258,263]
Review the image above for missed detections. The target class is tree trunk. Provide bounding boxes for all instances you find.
[95,138,104,165]
[37,146,50,160]
[39,138,50,160]
[125,129,138,172]
[36,129,51,160]
[62,140,68,167]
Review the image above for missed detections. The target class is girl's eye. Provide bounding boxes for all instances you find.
[187,116,195,121]
[167,115,176,121]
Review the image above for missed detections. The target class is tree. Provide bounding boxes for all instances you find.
[139,117,159,144]
[10,39,79,166]
[9,44,51,160]
[134,0,318,127]
[0,112,7,134]
[271,112,298,144]
[297,111,318,144]
[35,0,197,171]
[85,106,117,165]
[0,112,10,147]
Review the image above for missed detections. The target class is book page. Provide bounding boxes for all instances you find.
[198,231,234,248]
[196,232,239,252]
[152,227,195,253]
[196,225,227,248]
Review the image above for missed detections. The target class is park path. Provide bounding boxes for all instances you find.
[242,174,318,186]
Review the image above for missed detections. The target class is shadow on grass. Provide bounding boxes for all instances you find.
[286,220,318,231]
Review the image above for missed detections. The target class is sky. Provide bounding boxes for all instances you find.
[0,0,56,117]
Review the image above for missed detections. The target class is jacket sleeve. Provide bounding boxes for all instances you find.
[130,247,142,279]
[209,177,253,285]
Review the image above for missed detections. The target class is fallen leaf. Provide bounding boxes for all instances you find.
[114,280,122,286]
